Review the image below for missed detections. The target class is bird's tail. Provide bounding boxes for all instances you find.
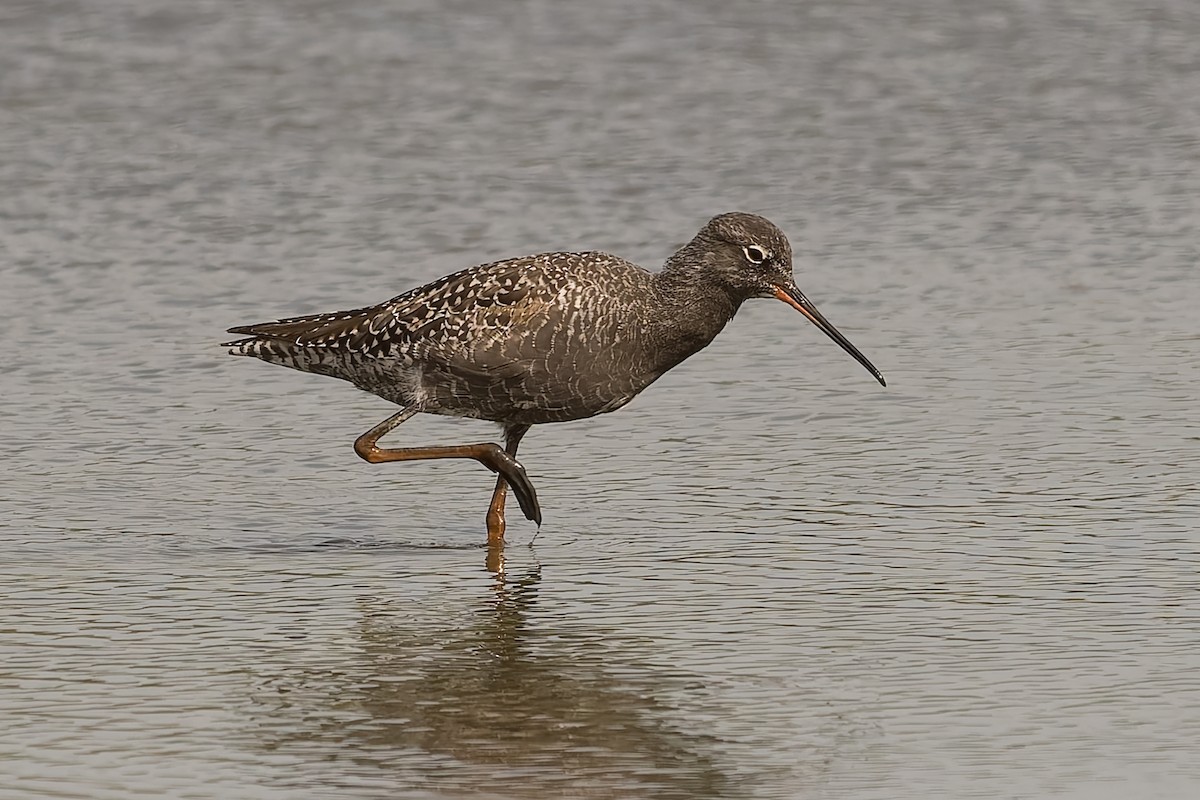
[222,331,320,373]
[222,305,383,375]
[223,332,294,362]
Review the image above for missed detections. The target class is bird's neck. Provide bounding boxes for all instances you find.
[647,261,744,370]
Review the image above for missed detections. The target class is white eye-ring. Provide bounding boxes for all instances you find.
[743,245,768,264]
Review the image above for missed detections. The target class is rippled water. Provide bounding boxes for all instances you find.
[4,1,1199,798]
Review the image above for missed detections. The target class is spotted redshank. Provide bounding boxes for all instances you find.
[225,212,885,543]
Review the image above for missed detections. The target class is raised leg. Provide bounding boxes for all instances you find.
[353,408,541,532]
[485,424,532,544]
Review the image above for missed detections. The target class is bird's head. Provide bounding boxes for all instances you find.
[672,212,886,387]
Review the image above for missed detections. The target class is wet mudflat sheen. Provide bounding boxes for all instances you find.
[3,1,1199,798]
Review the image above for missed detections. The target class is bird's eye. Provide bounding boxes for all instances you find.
[743,245,768,264]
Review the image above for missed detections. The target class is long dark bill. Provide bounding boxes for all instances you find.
[773,283,886,387]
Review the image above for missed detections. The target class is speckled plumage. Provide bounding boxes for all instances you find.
[227,252,671,425]
[225,212,884,538]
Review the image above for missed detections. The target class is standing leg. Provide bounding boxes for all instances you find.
[353,408,541,532]
[485,424,532,545]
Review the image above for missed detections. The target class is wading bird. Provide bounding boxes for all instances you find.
[225,213,885,543]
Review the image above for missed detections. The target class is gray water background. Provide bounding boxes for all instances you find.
[2,1,1198,798]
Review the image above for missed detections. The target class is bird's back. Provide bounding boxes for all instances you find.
[226,252,662,425]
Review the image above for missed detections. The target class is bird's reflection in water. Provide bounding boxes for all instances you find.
[254,550,732,799]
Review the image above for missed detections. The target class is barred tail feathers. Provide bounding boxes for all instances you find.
[222,334,322,376]
[222,304,396,378]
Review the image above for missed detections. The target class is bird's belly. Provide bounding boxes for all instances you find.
[425,365,653,425]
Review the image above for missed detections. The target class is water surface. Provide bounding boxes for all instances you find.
[3,1,1198,798]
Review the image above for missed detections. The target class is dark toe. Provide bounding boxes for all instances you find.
[495,453,541,525]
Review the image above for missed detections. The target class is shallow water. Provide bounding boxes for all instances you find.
[3,1,1199,798]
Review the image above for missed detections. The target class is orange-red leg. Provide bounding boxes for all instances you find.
[484,424,531,544]
[353,408,540,542]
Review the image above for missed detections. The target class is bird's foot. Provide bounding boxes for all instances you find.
[481,449,542,527]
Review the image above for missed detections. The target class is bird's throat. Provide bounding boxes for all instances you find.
[647,269,742,371]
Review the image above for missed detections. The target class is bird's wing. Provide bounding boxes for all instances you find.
[224,256,553,351]
[224,251,639,396]
[225,303,392,352]
[408,255,573,380]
